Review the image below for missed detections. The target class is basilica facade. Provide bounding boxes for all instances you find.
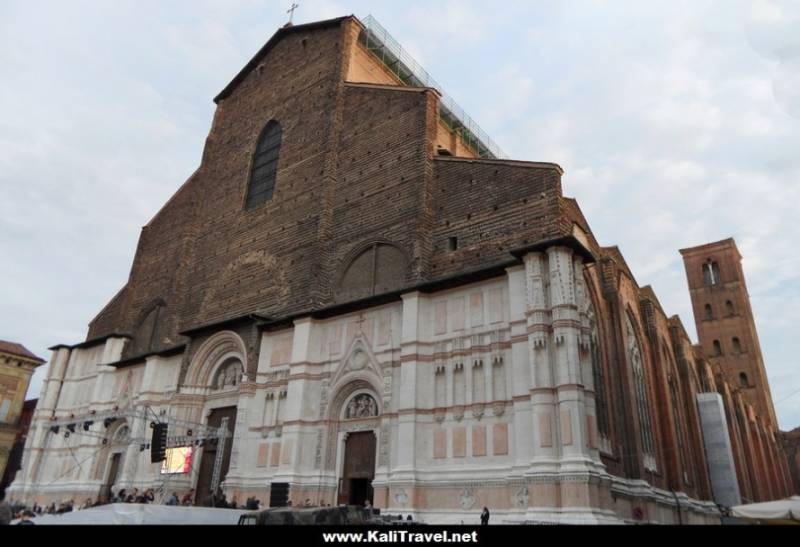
[8,16,794,523]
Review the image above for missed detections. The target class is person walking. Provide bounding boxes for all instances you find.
[480,507,490,525]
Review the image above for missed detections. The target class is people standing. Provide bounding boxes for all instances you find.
[0,493,12,525]
[480,506,490,525]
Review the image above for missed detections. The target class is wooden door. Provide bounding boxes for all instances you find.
[338,431,376,506]
[195,406,237,506]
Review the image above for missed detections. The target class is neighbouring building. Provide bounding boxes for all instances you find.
[0,341,44,497]
[8,15,795,523]
[0,398,37,497]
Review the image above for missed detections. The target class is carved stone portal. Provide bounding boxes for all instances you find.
[213,358,243,390]
[344,393,379,419]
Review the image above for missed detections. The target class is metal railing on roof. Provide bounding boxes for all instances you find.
[359,15,507,160]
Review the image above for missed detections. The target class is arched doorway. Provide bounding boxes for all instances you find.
[194,358,243,506]
[96,422,129,501]
[333,391,381,506]
[339,430,376,505]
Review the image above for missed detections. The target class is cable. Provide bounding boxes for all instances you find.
[774,386,800,406]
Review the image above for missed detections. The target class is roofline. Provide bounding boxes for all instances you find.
[213,15,356,104]
[0,345,45,363]
[434,155,564,175]
[678,237,739,257]
[48,333,131,352]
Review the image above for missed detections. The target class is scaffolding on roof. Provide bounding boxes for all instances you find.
[359,15,507,160]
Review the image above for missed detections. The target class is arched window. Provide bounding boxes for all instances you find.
[712,340,722,356]
[732,337,742,354]
[739,372,748,387]
[703,261,721,286]
[704,304,714,320]
[726,300,735,316]
[587,302,610,445]
[625,314,656,471]
[245,120,281,209]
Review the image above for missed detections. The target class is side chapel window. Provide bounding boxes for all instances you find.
[625,314,657,470]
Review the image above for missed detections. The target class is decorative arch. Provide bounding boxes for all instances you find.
[184,330,247,389]
[336,240,410,303]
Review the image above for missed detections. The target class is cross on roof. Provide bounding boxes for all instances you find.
[287,3,299,24]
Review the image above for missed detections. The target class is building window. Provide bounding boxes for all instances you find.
[713,340,722,356]
[726,300,735,316]
[739,372,748,387]
[703,261,721,286]
[625,314,657,471]
[245,120,281,209]
[704,304,714,320]
[732,337,742,354]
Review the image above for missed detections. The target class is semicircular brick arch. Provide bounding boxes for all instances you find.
[336,240,410,303]
[183,330,247,389]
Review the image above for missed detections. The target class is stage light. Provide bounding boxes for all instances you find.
[83,421,94,431]
[49,426,60,435]
[64,431,70,439]
[104,417,117,429]
[187,429,193,437]
[140,444,146,452]
[66,423,76,434]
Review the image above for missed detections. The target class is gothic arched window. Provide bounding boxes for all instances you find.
[713,340,722,356]
[625,314,657,470]
[704,304,713,320]
[732,337,742,354]
[587,304,610,445]
[726,300,735,316]
[246,120,281,209]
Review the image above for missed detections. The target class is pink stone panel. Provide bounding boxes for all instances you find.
[434,301,447,335]
[470,292,483,327]
[493,423,509,455]
[378,312,391,346]
[329,323,343,356]
[270,442,281,466]
[450,297,465,331]
[472,425,486,456]
[257,443,269,467]
[539,413,553,447]
[433,427,446,459]
[270,333,293,367]
[489,288,503,324]
[587,415,597,449]
[281,439,293,465]
[560,409,573,446]
[453,426,466,457]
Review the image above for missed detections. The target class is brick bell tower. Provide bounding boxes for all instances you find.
[680,238,778,429]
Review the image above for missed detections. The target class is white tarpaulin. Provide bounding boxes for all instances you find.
[13,503,246,525]
[730,496,800,524]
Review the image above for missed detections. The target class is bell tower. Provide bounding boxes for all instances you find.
[680,238,778,429]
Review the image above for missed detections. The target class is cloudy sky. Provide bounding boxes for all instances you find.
[2,1,798,429]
